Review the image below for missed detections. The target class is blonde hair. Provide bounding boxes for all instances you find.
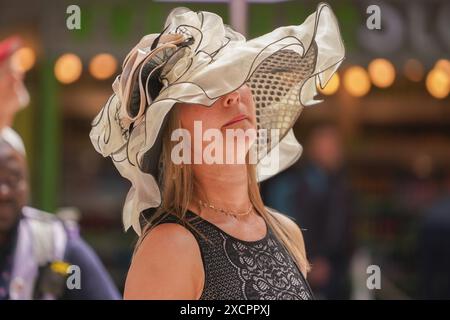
[136,106,310,274]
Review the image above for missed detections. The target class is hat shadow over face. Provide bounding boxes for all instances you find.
[174,83,258,166]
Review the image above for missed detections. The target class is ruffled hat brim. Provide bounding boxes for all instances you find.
[90,2,345,235]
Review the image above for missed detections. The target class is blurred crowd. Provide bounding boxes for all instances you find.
[262,121,450,300]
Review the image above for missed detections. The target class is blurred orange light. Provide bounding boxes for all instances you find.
[318,73,340,95]
[89,53,117,80]
[434,59,450,76]
[54,53,82,84]
[11,47,36,72]
[403,58,424,82]
[343,66,371,97]
[425,68,449,99]
[368,58,395,88]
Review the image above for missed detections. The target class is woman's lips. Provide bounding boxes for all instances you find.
[222,114,248,127]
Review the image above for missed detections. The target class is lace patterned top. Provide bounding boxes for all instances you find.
[154,210,314,300]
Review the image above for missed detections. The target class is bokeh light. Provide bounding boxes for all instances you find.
[11,47,36,72]
[425,68,449,99]
[403,58,424,82]
[368,58,396,88]
[434,59,450,76]
[343,66,371,97]
[54,53,82,84]
[318,73,340,95]
[89,53,117,80]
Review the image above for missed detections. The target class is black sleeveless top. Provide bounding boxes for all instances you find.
[155,210,314,300]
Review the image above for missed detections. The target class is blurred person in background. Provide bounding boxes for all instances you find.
[0,36,120,300]
[263,122,355,299]
[418,170,450,299]
[0,134,121,300]
[0,36,29,129]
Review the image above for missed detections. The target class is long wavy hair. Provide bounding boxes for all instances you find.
[135,105,310,275]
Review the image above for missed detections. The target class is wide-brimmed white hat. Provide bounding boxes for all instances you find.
[90,2,345,235]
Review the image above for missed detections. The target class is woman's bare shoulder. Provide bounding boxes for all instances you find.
[124,221,204,300]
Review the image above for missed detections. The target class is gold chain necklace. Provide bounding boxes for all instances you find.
[198,199,253,217]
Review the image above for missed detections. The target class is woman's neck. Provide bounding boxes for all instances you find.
[192,163,251,212]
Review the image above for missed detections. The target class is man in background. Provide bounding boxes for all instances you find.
[0,36,120,300]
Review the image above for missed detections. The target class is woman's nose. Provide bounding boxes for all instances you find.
[222,90,240,108]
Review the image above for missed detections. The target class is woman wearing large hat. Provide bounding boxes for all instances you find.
[90,2,345,300]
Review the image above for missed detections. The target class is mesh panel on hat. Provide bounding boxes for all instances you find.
[246,41,318,159]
